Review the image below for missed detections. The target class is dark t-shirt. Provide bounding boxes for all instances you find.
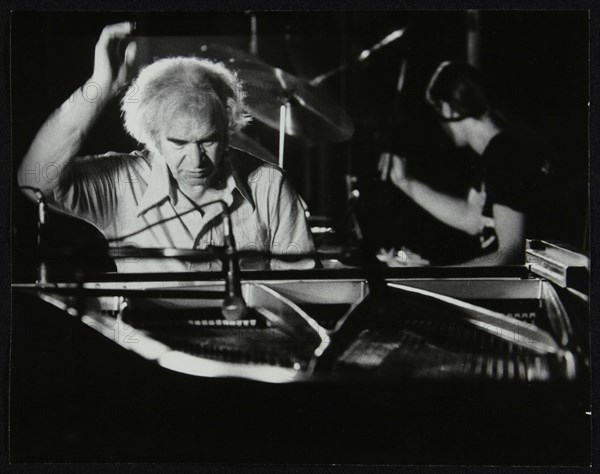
[477,129,555,253]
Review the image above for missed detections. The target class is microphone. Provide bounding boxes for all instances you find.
[220,203,248,320]
[111,197,248,320]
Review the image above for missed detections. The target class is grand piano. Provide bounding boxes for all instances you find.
[11,234,591,464]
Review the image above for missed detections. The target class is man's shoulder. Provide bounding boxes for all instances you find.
[489,129,545,156]
[72,150,152,176]
[229,147,285,186]
[74,149,150,163]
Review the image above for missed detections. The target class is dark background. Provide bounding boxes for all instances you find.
[10,10,589,275]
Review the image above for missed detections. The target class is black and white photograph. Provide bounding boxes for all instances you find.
[7,6,592,466]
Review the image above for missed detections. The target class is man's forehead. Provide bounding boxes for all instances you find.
[161,106,222,139]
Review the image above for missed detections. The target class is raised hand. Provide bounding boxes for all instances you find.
[19,22,138,197]
[90,22,137,97]
[378,152,408,191]
[467,184,487,214]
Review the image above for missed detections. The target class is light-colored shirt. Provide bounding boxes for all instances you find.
[53,147,316,272]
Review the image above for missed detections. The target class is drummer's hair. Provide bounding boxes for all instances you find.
[425,61,490,120]
[121,56,252,149]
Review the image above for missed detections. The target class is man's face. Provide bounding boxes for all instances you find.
[441,121,467,147]
[157,102,227,191]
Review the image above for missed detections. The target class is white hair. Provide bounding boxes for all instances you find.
[121,57,252,150]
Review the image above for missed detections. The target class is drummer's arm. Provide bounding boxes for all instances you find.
[454,204,526,266]
[399,179,484,235]
[378,153,484,235]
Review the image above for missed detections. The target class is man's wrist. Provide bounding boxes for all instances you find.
[82,76,116,105]
[397,174,412,195]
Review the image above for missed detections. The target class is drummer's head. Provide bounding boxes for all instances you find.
[121,57,251,188]
[425,61,492,147]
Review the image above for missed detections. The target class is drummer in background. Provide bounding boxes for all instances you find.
[378,61,553,266]
[18,22,316,272]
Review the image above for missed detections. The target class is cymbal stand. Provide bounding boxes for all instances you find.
[310,28,407,86]
[278,102,289,168]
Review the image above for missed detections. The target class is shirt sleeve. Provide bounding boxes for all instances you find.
[484,133,537,214]
[54,153,129,232]
[21,83,131,234]
[268,171,318,270]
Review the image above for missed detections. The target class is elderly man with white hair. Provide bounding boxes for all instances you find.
[18,22,316,272]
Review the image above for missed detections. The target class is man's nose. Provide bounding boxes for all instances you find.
[187,143,207,167]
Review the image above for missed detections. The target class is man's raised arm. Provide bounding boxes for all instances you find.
[18,22,137,196]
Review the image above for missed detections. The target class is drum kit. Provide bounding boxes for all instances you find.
[197,29,405,165]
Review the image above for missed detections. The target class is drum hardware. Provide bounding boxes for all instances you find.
[198,43,354,143]
[247,11,258,55]
[345,174,363,244]
[309,28,407,87]
[308,176,361,248]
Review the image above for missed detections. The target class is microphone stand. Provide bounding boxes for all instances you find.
[23,189,249,321]
[171,197,248,320]
[19,186,48,285]
[220,202,248,320]
[163,196,247,320]
[36,192,48,285]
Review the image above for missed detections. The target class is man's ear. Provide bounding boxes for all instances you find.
[439,100,460,120]
[149,132,162,154]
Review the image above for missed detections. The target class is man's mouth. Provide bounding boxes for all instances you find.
[185,166,213,178]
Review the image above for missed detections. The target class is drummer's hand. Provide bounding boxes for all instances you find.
[467,184,487,213]
[378,152,408,191]
[90,22,137,97]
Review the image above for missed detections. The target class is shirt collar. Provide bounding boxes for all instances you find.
[136,149,255,217]
[227,151,256,210]
[135,152,175,216]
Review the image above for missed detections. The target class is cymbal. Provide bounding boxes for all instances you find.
[229,132,277,164]
[199,43,354,143]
